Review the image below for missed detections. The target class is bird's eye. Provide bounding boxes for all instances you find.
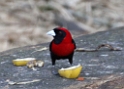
[59,31,62,34]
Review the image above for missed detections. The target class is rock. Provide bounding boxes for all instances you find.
[1,0,124,52]
[0,27,124,89]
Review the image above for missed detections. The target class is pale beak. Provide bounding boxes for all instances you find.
[46,30,56,36]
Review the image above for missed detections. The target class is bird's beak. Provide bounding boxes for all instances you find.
[46,30,56,36]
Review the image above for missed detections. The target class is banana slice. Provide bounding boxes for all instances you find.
[58,64,82,79]
[12,58,36,66]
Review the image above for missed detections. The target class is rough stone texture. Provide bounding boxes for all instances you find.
[0,27,124,89]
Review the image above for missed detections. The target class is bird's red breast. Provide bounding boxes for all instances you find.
[50,27,76,57]
[51,41,75,57]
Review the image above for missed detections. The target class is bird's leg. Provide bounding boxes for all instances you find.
[51,59,58,74]
[52,59,55,65]
[68,52,74,66]
[51,56,59,75]
[68,58,73,65]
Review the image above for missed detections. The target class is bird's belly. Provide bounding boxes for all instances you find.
[51,44,75,57]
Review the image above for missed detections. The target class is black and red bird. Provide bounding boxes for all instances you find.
[47,27,76,65]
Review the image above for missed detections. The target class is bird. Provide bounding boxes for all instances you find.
[47,27,76,65]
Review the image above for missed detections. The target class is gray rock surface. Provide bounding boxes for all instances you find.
[0,27,124,89]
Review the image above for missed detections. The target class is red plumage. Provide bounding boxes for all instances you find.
[47,27,76,65]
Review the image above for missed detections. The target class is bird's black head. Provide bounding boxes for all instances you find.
[47,27,73,44]
[53,28,66,44]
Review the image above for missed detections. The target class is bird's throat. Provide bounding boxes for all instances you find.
[53,36,64,44]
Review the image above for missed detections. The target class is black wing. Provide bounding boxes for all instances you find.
[72,39,76,49]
